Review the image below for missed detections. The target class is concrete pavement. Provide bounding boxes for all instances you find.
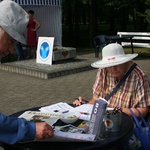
[0,52,149,116]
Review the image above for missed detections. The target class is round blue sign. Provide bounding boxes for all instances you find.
[39,42,50,59]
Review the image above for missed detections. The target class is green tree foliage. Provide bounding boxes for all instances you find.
[62,0,150,48]
[140,0,150,24]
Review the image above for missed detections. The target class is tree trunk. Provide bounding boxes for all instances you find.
[65,0,73,37]
[109,6,115,34]
[89,0,98,47]
[74,0,80,46]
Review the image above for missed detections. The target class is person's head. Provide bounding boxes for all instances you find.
[106,62,130,79]
[0,0,29,57]
[91,43,138,78]
[28,10,34,18]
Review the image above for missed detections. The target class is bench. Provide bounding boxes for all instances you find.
[117,32,150,53]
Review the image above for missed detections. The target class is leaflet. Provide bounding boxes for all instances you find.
[18,111,59,126]
[39,102,75,114]
[73,104,93,121]
[39,102,93,121]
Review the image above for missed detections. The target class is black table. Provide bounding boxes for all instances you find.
[109,35,134,53]
[1,106,133,150]
[94,35,134,58]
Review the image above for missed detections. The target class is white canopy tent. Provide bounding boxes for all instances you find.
[0,0,62,46]
[13,0,61,5]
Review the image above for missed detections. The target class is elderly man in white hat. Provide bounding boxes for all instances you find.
[0,0,53,144]
[73,43,150,118]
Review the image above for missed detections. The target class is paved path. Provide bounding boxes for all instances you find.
[0,52,149,116]
[0,52,149,150]
[0,68,97,116]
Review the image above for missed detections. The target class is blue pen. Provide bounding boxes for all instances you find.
[75,98,89,104]
[80,112,89,115]
[62,110,69,113]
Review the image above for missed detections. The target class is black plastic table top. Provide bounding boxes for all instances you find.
[109,35,134,41]
[1,106,133,150]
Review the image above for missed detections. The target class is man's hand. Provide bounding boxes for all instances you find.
[35,122,54,139]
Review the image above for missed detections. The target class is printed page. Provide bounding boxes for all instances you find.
[74,104,93,121]
[39,102,75,114]
[18,111,59,126]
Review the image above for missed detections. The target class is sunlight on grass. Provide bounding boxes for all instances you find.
[124,48,150,57]
[76,47,150,57]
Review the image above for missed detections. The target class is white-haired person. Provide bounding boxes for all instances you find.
[0,1,53,144]
[73,43,150,118]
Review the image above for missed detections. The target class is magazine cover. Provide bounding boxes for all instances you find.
[87,98,108,140]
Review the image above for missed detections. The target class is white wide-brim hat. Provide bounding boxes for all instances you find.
[0,0,29,44]
[91,43,138,68]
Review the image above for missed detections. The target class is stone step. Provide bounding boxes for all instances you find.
[52,47,77,61]
[0,54,98,79]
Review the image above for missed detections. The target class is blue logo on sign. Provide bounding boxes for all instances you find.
[39,42,50,59]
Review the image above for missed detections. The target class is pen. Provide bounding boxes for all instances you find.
[75,98,89,104]
[80,112,89,115]
[54,110,59,112]
[62,110,69,113]
[53,110,69,113]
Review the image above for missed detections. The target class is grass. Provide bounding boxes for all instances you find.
[76,47,150,55]
[75,47,150,62]
[124,47,150,57]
